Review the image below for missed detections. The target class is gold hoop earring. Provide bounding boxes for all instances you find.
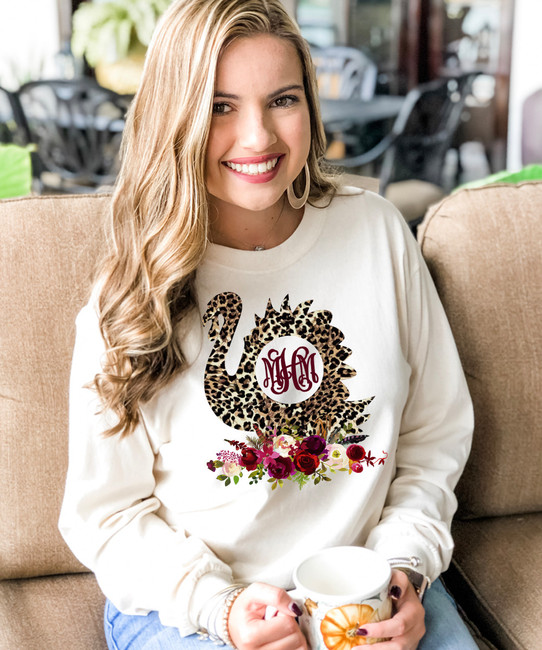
[287,162,310,209]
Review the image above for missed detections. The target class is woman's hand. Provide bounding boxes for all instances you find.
[355,570,426,649]
[228,582,308,650]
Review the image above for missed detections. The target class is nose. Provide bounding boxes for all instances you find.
[237,107,277,152]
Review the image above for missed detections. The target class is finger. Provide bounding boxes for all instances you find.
[230,584,308,650]
[356,572,424,642]
[237,614,307,650]
[389,568,412,597]
[362,598,422,636]
[245,583,301,618]
[355,641,404,650]
[265,604,302,620]
[258,629,308,650]
[356,611,409,641]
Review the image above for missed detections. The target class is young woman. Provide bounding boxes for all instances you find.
[59,1,477,649]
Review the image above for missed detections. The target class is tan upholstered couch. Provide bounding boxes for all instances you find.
[1,183,541,649]
[0,194,109,649]
[418,182,542,650]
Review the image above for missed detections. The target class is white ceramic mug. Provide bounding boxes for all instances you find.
[290,546,392,649]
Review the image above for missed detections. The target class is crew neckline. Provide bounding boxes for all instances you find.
[204,201,324,273]
[203,187,363,273]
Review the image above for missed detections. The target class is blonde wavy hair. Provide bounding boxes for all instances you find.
[94,0,339,436]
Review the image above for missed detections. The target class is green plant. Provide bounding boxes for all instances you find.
[71,0,172,67]
[0,144,34,199]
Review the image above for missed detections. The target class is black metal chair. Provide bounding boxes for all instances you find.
[311,45,378,102]
[0,85,31,146]
[17,78,132,193]
[327,74,479,192]
[311,46,379,160]
[327,73,479,226]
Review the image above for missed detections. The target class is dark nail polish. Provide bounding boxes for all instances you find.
[356,628,368,636]
[390,584,402,600]
[289,601,303,616]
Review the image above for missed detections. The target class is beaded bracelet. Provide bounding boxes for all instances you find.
[197,584,246,646]
[220,586,246,647]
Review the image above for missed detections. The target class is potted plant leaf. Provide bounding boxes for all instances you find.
[0,144,34,199]
[71,0,172,95]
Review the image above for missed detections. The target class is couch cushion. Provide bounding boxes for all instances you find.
[0,572,106,649]
[418,182,542,518]
[385,179,446,222]
[0,194,109,579]
[444,514,542,650]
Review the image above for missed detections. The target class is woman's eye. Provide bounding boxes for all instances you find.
[213,102,232,115]
[273,95,299,108]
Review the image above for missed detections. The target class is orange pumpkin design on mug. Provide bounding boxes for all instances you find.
[320,602,392,648]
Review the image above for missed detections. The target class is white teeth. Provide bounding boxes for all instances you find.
[225,157,279,175]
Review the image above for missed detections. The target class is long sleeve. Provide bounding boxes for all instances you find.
[59,191,474,627]
[365,229,474,582]
[58,303,233,635]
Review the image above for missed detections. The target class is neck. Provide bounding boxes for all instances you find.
[209,196,303,251]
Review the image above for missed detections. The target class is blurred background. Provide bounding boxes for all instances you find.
[1,0,541,221]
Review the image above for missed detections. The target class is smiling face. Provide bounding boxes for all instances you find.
[206,34,311,219]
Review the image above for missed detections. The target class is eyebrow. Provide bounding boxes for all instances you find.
[213,84,305,100]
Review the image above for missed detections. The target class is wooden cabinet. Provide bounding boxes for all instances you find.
[297,0,515,170]
[426,0,515,170]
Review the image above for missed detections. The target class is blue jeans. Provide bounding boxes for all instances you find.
[104,579,478,650]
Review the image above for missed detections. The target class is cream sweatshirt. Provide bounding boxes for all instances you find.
[59,187,473,634]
